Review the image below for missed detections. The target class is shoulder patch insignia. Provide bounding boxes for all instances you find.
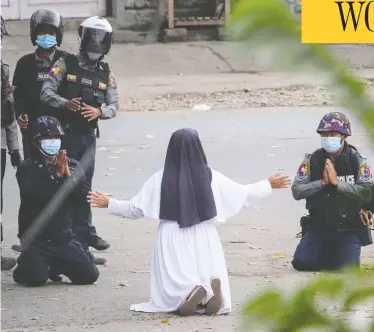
[359,162,371,182]
[48,59,64,76]
[297,159,310,179]
[49,65,61,76]
[108,73,117,89]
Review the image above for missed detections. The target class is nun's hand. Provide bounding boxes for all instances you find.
[268,173,292,189]
[88,191,109,208]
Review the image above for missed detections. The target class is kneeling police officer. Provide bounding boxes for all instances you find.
[291,112,373,271]
[13,116,99,286]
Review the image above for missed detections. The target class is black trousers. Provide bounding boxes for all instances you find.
[13,239,99,287]
[21,129,32,160]
[1,148,6,242]
[62,130,98,248]
[292,229,361,271]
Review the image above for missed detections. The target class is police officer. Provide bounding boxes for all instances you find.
[12,9,67,161]
[13,116,99,286]
[1,26,22,270]
[40,16,118,262]
[291,112,373,271]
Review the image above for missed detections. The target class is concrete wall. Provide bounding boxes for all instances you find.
[113,0,301,30]
[113,0,159,30]
[113,0,221,29]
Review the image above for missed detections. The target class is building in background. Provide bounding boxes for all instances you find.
[1,0,107,20]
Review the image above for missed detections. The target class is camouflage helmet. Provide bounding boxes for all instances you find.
[316,112,351,136]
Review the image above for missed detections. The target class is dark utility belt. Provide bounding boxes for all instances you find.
[300,215,373,246]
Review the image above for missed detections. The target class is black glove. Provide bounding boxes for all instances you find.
[9,150,22,168]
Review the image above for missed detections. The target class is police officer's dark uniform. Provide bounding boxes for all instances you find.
[12,9,67,160]
[1,25,22,271]
[291,112,373,271]
[40,17,118,260]
[13,116,99,286]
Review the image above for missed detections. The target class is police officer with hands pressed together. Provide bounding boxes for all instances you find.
[41,16,118,263]
[13,9,67,162]
[13,116,99,286]
[291,112,373,272]
[1,26,22,270]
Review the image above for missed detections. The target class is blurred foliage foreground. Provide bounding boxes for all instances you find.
[241,267,374,332]
[228,0,374,330]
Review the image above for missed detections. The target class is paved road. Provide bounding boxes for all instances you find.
[3,30,374,104]
[2,107,374,331]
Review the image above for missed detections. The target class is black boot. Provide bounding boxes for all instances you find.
[93,256,107,265]
[1,256,16,271]
[91,237,110,251]
[11,244,23,252]
[49,274,63,282]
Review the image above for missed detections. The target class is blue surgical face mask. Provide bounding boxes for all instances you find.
[39,139,61,156]
[35,34,57,50]
[321,137,343,153]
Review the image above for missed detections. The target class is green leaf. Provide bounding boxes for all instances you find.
[308,277,345,298]
[277,289,333,331]
[344,287,374,311]
[242,289,284,322]
[369,319,374,332]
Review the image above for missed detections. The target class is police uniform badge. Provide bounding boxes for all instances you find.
[108,73,117,89]
[49,65,61,76]
[49,60,63,76]
[359,162,371,182]
[297,159,310,180]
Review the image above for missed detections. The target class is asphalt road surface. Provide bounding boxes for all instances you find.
[2,107,374,331]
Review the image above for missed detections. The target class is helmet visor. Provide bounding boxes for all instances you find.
[82,28,111,55]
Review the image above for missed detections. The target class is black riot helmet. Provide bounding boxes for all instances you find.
[30,9,64,46]
[29,116,65,141]
[78,16,113,61]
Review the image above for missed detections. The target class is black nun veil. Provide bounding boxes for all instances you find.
[159,128,217,228]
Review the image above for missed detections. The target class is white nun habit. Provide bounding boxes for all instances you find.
[107,168,272,315]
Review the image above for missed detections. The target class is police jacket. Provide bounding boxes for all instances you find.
[1,60,15,127]
[291,143,373,232]
[16,154,90,244]
[40,52,118,135]
[59,54,110,131]
[1,60,18,151]
[12,50,67,121]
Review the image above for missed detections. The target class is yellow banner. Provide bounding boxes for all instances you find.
[301,0,374,43]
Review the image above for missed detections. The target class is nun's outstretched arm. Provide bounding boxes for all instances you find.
[243,173,291,205]
[243,180,273,206]
[108,198,144,219]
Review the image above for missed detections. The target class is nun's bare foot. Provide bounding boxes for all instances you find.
[206,277,221,316]
[179,286,206,317]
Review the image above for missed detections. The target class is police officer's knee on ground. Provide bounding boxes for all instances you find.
[291,112,373,272]
[13,116,99,287]
[40,16,118,260]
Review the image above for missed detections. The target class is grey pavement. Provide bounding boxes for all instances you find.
[2,107,374,331]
